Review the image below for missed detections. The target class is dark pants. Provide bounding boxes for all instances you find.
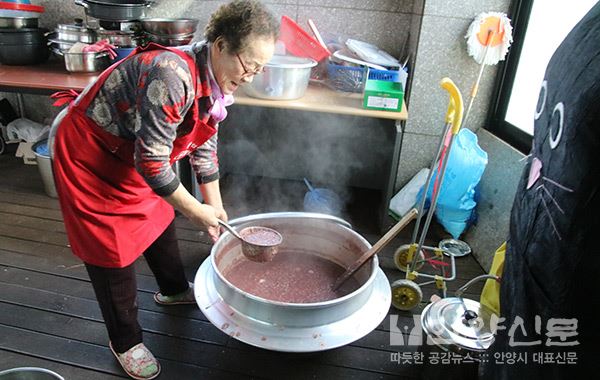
[85,220,189,353]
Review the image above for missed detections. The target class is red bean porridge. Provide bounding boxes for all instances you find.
[223,250,360,303]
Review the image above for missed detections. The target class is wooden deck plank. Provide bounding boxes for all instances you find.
[0,153,484,379]
[0,325,242,380]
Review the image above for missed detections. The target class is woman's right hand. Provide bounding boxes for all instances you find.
[187,203,220,231]
[163,184,220,239]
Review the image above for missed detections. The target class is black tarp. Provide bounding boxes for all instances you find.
[481,3,600,379]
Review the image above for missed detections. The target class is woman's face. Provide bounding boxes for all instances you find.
[211,35,275,95]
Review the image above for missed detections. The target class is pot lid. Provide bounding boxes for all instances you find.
[0,2,44,13]
[439,239,472,257]
[267,54,317,69]
[57,19,95,34]
[421,297,496,353]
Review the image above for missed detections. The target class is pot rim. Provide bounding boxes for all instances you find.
[210,212,378,308]
[267,54,317,69]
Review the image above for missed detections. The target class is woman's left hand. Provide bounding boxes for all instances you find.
[208,207,229,242]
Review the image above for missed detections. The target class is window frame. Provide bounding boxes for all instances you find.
[485,0,534,154]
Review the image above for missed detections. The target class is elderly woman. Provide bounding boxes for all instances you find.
[51,1,277,379]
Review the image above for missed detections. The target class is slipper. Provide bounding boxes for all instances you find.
[109,341,161,380]
[153,282,196,305]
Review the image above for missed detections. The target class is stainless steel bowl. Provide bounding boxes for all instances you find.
[0,16,38,29]
[145,31,194,46]
[141,18,199,36]
[242,55,317,100]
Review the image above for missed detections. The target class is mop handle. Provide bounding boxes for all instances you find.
[440,78,464,134]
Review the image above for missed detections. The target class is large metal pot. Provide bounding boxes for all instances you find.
[74,0,151,22]
[241,55,317,100]
[195,212,391,352]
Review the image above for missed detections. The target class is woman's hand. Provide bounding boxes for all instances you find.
[163,184,220,239]
[206,206,227,242]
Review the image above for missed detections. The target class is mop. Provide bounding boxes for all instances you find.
[463,12,513,127]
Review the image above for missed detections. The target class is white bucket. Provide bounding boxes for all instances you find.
[32,139,58,198]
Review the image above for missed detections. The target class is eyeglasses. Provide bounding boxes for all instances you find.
[236,53,264,77]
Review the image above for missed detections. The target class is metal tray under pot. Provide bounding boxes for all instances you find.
[195,212,391,352]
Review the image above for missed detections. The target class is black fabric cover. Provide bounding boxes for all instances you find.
[481,4,600,379]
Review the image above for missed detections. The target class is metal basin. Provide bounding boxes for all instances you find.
[241,55,316,100]
[0,367,64,380]
[195,212,391,352]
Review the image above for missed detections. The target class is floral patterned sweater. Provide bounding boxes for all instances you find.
[85,42,221,196]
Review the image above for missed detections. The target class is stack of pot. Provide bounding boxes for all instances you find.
[49,14,145,72]
[0,1,49,65]
[48,19,108,73]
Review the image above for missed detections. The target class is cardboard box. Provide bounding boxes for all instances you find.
[15,142,37,165]
[362,79,404,112]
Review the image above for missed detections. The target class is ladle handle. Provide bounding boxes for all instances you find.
[218,219,242,240]
[333,208,418,291]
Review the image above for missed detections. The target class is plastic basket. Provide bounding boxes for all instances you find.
[326,63,366,92]
[279,15,330,62]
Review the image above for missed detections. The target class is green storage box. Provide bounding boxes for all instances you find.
[363,79,404,112]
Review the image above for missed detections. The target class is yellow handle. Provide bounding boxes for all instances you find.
[440,77,464,135]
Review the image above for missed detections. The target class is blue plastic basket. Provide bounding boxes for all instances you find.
[326,63,365,92]
[368,68,401,82]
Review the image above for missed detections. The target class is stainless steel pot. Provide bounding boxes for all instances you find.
[420,275,499,357]
[48,38,75,51]
[195,212,392,352]
[55,50,111,73]
[242,55,317,100]
[74,0,151,22]
[55,22,96,43]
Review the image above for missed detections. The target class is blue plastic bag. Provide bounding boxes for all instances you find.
[425,129,488,238]
[303,178,342,216]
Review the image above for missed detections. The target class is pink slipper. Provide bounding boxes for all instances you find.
[109,341,161,380]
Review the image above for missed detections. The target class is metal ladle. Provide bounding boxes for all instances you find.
[218,219,283,262]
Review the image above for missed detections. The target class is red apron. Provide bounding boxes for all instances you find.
[52,43,216,268]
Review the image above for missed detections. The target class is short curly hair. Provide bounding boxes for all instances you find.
[205,0,279,54]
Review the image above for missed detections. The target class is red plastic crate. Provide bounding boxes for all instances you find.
[278,15,330,62]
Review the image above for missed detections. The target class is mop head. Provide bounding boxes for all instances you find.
[466,12,513,65]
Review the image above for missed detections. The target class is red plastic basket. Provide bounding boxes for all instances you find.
[278,15,330,62]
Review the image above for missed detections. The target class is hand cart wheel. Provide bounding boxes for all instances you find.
[391,279,423,311]
[394,244,426,273]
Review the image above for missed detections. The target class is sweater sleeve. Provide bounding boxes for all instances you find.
[189,130,219,184]
[134,52,195,196]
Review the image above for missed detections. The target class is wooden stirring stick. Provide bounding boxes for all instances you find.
[333,208,418,291]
